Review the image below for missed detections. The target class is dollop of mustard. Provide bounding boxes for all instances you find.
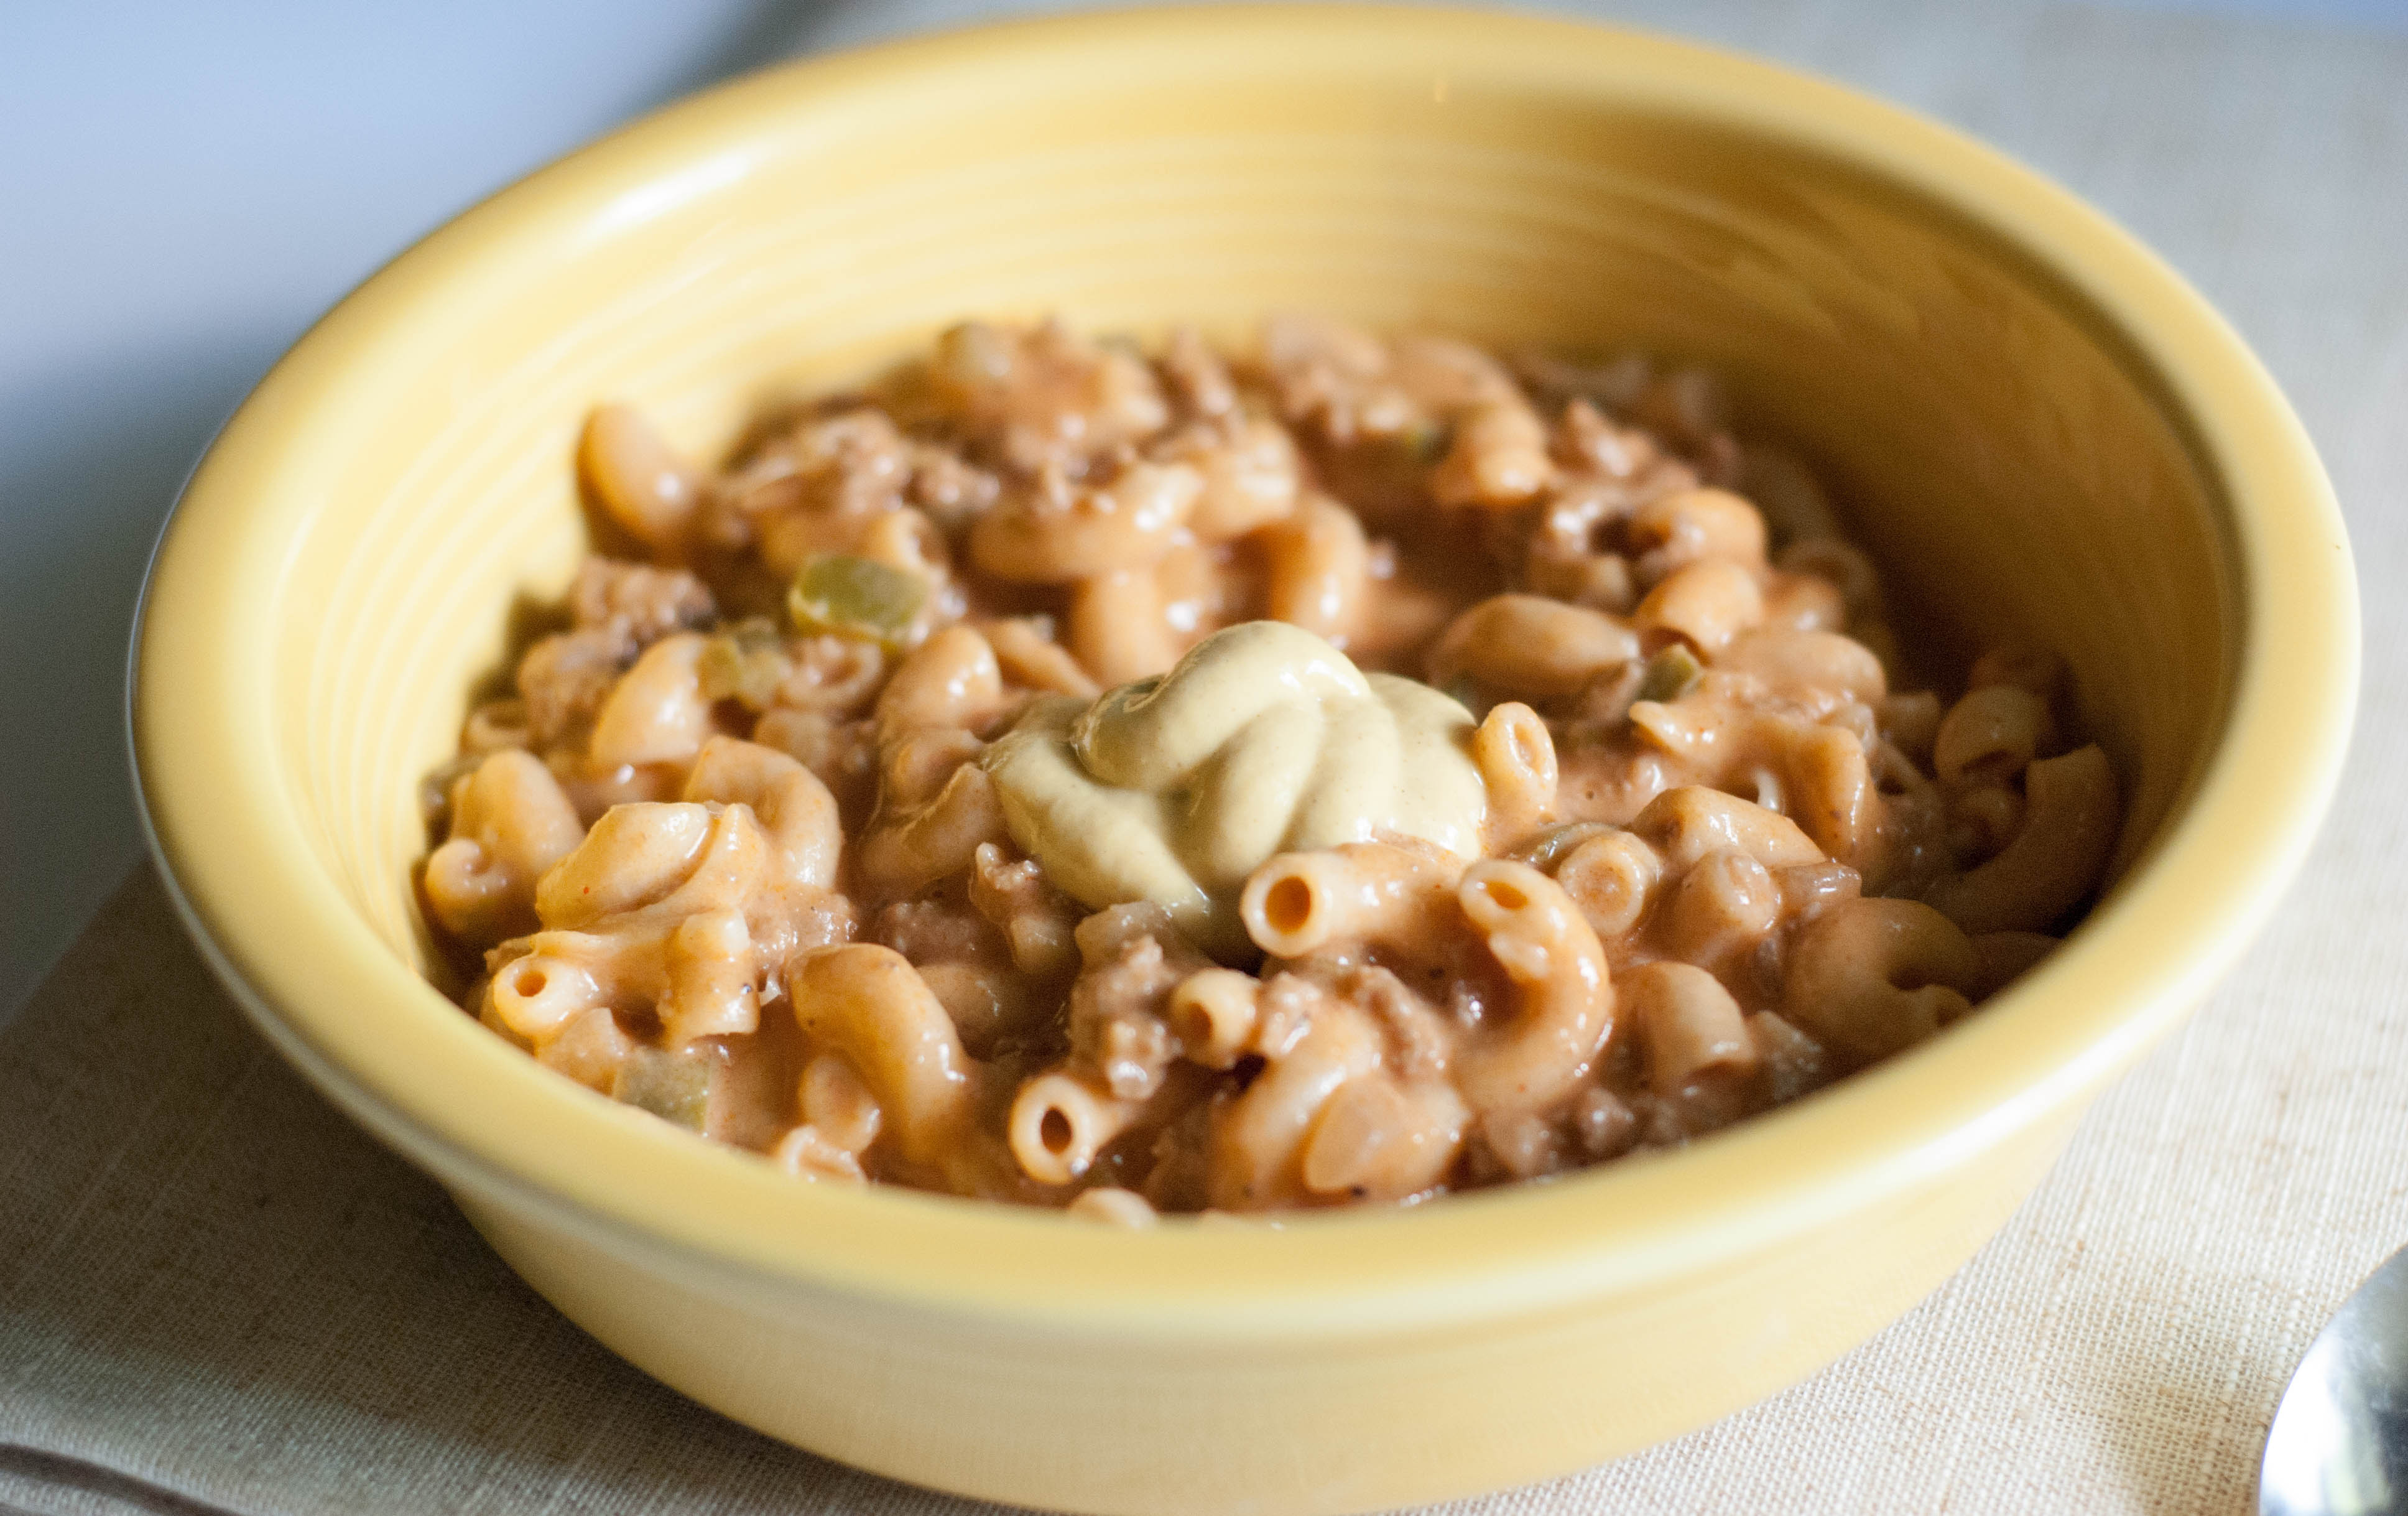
[981,621,1485,960]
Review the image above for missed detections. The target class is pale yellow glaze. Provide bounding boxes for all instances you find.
[129,9,2357,1514]
[985,621,1483,958]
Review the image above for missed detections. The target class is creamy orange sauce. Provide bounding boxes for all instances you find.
[418,317,2119,1216]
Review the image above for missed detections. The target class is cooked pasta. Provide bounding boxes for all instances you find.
[420,315,2122,1212]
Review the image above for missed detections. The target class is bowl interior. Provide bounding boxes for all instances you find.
[290,39,2225,969]
[138,10,2315,1316]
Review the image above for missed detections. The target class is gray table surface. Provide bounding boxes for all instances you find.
[0,0,2396,1027]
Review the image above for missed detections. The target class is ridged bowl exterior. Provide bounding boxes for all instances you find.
[131,9,2355,1513]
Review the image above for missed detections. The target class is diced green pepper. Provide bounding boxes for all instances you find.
[1399,418,1452,463]
[697,616,791,710]
[787,554,926,647]
[613,1047,711,1132]
[1634,644,1704,704]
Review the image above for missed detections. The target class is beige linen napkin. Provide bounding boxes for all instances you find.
[7,2,2406,1510]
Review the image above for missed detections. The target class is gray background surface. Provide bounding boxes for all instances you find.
[2,0,2399,1021]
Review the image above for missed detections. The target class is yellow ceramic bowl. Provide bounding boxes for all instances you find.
[132,8,2355,1513]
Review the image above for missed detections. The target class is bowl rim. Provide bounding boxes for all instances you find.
[129,2,2356,1334]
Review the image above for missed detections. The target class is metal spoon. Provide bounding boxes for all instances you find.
[2262,1245,2408,1515]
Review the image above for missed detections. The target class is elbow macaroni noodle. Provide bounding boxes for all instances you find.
[420,317,2122,1212]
